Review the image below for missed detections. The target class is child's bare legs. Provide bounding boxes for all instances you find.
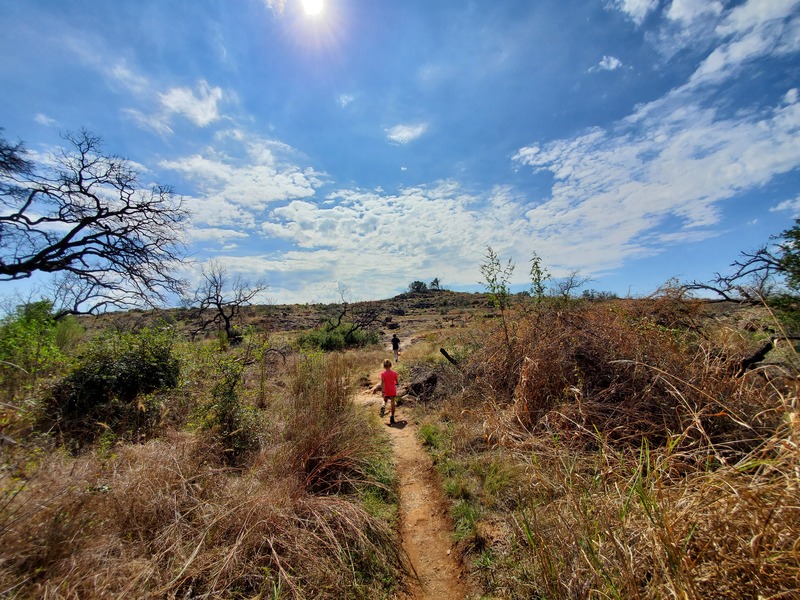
[389,396,396,424]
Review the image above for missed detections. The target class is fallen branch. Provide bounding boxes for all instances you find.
[440,348,459,366]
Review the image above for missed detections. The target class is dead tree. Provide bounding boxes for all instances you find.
[322,301,382,342]
[187,260,267,344]
[0,129,187,314]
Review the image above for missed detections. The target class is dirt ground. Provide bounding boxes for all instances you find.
[355,375,471,600]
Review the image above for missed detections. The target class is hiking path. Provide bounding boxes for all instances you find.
[354,369,471,600]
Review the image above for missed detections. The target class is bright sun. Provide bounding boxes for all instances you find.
[302,0,324,16]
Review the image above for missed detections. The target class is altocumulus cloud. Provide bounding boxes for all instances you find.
[161,132,325,239]
[514,90,800,266]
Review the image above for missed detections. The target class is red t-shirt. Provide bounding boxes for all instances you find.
[381,369,399,397]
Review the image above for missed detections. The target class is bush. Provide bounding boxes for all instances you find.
[196,356,259,462]
[299,327,346,351]
[0,300,65,400]
[471,301,779,454]
[299,323,381,352]
[44,327,180,445]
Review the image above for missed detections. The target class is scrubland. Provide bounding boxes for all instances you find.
[414,295,799,598]
[0,329,404,599]
[1,291,798,598]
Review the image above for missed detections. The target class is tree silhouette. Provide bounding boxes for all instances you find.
[685,219,800,302]
[187,260,267,344]
[0,129,187,314]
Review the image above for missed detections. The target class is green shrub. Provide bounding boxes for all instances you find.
[0,300,65,399]
[197,357,259,462]
[298,323,380,351]
[45,327,180,446]
[299,327,346,351]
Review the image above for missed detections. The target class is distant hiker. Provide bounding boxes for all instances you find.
[391,333,401,363]
[372,359,399,425]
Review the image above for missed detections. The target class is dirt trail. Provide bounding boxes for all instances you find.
[355,374,470,599]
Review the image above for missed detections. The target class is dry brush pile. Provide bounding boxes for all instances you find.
[422,298,799,599]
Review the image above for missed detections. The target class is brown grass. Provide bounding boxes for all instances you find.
[0,349,406,599]
[418,299,800,598]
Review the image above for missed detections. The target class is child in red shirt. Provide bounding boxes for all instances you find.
[372,359,399,425]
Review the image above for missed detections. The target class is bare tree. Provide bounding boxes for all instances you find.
[0,129,188,314]
[187,260,267,344]
[550,270,592,300]
[0,131,33,176]
[685,244,783,303]
[321,284,381,343]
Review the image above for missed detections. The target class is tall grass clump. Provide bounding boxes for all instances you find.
[420,298,800,598]
[283,351,390,494]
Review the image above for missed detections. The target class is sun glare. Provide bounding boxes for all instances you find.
[302,0,324,16]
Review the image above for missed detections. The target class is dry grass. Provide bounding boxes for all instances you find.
[418,299,800,598]
[505,415,800,599]
[0,349,406,599]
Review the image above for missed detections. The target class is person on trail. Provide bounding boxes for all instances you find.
[371,359,399,425]
[391,333,401,363]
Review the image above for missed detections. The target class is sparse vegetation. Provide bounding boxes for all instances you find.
[1,273,798,598]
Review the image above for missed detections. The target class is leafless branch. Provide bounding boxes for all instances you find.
[0,129,188,314]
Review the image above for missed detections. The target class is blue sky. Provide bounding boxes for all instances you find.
[1,0,799,304]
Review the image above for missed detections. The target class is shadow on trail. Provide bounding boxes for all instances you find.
[387,420,408,429]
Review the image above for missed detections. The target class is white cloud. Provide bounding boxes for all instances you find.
[34,113,57,127]
[123,108,174,136]
[102,60,230,135]
[716,0,800,37]
[188,227,250,243]
[771,195,800,214]
[108,63,150,95]
[338,94,354,107]
[666,0,723,25]
[607,0,658,25]
[386,123,429,144]
[161,132,324,237]
[649,0,800,89]
[159,80,224,127]
[262,183,473,250]
[590,55,623,72]
[513,91,800,271]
